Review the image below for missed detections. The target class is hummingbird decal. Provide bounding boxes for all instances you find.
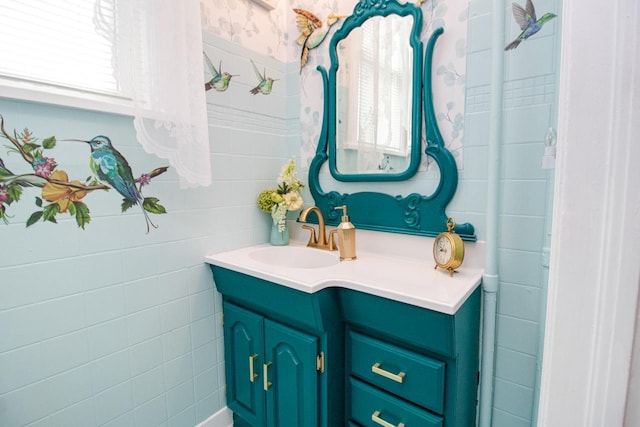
[81,136,160,233]
[203,52,237,92]
[249,59,277,95]
[0,115,168,230]
[505,0,557,51]
[293,9,347,72]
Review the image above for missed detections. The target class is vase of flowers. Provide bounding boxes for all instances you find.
[257,158,304,246]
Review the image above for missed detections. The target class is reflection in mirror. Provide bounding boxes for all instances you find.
[336,14,414,175]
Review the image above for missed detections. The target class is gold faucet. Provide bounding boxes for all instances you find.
[298,206,337,251]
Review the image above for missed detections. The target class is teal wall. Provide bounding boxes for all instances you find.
[0,34,299,426]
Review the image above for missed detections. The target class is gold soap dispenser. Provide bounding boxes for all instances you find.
[334,205,357,261]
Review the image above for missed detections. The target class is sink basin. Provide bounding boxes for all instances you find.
[248,246,340,269]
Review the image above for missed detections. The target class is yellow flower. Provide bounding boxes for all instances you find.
[272,192,284,204]
[257,188,277,212]
[42,170,87,213]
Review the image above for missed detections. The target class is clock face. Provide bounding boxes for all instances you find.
[434,235,452,266]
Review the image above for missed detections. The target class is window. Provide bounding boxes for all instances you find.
[0,0,212,187]
[0,0,133,112]
[355,17,412,155]
[347,15,413,156]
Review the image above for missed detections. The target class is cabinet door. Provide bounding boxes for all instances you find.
[264,318,319,427]
[224,302,265,426]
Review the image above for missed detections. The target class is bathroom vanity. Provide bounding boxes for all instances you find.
[205,231,483,427]
[206,0,484,424]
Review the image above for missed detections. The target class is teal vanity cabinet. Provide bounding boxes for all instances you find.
[210,261,481,427]
[342,288,481,427]
[224,302,320,427]
[211,265,345,427]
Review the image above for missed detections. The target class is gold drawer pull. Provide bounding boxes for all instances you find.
[372,410,405,427]
[249,354,259,382]
[263,362,272,391]
[372,362,406,383]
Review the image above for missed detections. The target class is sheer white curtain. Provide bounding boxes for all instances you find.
[99,0,211,188]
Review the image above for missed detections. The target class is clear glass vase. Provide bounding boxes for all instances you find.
[269,221,289,246]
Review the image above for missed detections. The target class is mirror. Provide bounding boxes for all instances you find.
[308,0,475,240]
[334,14,417,178]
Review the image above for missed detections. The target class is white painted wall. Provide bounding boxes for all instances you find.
[626,294,640,425]
[538,0,640,424]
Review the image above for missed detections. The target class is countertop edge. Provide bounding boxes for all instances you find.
[204,247,484,315]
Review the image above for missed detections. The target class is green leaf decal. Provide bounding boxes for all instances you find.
[42,203,60,222]
[73,201,90,229]
[35,196,42,207]
[121,198,135,213]
[143,197,167,214]
[22,143,40,153]
[8,185,22,203]
[42,136,57,149]
[26,211,43,227]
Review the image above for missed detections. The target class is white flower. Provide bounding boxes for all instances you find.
[259,158,305,234]
[284,191,303,211]
[271,203,288,232]
[278,158,303,192]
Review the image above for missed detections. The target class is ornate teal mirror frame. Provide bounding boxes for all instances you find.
[308,0,476,241]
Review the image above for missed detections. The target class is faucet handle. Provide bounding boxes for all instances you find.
[301,224,318,245]
[328,230,338,251]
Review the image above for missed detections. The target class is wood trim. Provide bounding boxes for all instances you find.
[538,0,640,424]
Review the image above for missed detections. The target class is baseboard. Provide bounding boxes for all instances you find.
[197,407,233,427]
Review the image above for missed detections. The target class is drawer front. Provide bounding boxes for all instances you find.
[349,378,443,427]
[349,331,445,414]
[340,289,454,356]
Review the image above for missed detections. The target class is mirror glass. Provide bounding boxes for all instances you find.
[335,14,414,175]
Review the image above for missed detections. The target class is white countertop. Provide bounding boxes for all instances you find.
[205,222,484,315]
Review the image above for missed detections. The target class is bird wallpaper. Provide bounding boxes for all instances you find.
[249,59,278,95]
[203,50,280,96]
[505,0,557,51]
[204,51,237,92]
[293,8,346,72]
[199,0,469,168]
[200,0,559,174]
[0,116,168,232]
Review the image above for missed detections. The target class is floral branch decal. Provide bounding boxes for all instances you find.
[437,101,464,143]
[0,115,168,232]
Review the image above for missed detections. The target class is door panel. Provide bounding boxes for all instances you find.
[264,319,319,427]
[224,302,266,426]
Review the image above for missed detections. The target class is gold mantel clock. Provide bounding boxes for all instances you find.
[433,217,465,277]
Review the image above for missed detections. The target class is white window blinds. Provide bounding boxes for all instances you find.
[0,0,121,96]
[356,16,412,155]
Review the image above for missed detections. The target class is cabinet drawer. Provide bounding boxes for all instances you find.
[348,331,445,414]
[349,378,443,427]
